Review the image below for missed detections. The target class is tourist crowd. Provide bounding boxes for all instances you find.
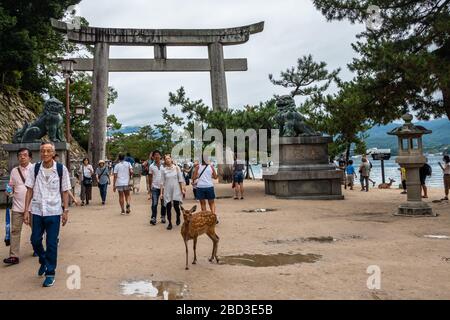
[2,144,247,287]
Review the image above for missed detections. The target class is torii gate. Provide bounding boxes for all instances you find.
[51,19,264,166]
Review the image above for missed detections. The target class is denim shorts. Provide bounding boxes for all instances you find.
[196,187,216,200]
[233,171,244,184]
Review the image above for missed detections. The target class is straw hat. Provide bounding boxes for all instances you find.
[98,159,105,164]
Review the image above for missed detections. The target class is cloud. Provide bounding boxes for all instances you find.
[77,0,365,126]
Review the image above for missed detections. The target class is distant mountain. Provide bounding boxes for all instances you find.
[107,126,141,136]
[364,118,450,154]
[111,120,449,154]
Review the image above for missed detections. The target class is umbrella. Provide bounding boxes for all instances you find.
[4,195,11,246]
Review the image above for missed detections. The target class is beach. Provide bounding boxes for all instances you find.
[0,179,449,300]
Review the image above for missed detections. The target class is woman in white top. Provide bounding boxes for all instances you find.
[192,157,218,217]
[439,155,450,201]
[79,158,94,206]
[160,154,186,230]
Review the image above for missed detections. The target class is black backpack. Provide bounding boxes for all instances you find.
[423,163,432,176]
[34,162,64,191]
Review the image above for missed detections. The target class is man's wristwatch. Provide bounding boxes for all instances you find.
[63,209,69,213]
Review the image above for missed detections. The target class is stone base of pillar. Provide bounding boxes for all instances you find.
[395,201,435,217]
[3,142,70,172]
[263,136,344,200]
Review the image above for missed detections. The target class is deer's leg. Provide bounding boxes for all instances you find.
[214,233,220,263]
[207,230,219,263]
[184,240,189,270]
[192,237,197,264]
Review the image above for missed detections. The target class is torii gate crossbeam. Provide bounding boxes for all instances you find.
[51,18,264,167]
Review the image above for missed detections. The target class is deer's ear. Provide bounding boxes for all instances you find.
[190,205,197,213]
[180,205,185,212]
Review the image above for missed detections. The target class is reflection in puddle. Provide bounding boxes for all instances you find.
[264,236,335,245]
[220,253,321,267]
[120,280,188,300]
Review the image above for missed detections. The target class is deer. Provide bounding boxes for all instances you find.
[180,205,219,270]
[378,178,396,189]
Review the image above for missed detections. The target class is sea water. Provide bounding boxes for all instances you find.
[247,155,445,188]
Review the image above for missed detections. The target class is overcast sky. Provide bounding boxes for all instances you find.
[74,0,365,126]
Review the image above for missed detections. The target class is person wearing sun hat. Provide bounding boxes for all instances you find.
[95,159,110,205]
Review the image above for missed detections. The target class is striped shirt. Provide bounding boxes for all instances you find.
[25,161,71,216]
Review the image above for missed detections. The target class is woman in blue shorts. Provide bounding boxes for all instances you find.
[232,154,245,199]
[192,158,218,216]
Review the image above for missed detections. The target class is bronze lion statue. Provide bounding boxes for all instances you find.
[13,98,66,143]
[273,95,320,137]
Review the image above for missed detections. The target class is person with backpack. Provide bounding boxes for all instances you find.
[419,163,432,199]
[23,142,71,287]
[3,148,33,265]
[359,157,371,192]
[79,158,94,206]
[95,160,110,205]
[132,158,143,194]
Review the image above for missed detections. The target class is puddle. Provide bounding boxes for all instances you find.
[423,235,450,240]
[216,196,233,199]
[120,280,188,300]
[264,236,335,245]
[220,253,321,267]
[243,208,277,213]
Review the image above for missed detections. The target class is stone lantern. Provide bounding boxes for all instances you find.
[388,113,434,216]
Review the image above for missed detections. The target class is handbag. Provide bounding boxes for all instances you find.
[82,166,93,186]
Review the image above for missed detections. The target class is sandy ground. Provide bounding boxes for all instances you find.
[0,179,449,300]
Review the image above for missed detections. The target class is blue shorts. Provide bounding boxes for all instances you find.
[196,187,216,200]
[233,172,244,184]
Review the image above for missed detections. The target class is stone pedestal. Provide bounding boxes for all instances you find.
[395,157,434,216]
[263,136,343,200]
[3,142,70,171]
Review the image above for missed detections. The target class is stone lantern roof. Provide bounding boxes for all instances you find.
[388,113,432,137]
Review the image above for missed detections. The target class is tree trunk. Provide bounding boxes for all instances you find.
[345,142,351,164]
[441,85,450,120]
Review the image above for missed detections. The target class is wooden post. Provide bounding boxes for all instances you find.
[88,42,110,168]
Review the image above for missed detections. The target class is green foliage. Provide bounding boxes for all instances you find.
[107,125,163,161]
[0,0,83,93]
[48,72,118,150]
[107,114,122,131]
[269,54,340,97]
[313,0,450,120]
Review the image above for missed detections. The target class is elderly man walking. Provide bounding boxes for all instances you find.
[23,142,71,287]
[3,148,33,265]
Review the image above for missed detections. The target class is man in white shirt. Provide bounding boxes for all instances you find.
[23,142,71,288]
[113,153,133,215]
[3,148,33,265]
[148,150,166,225]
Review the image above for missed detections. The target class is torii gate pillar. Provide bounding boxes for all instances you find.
[89,43,110,166]
[208,42,228,111]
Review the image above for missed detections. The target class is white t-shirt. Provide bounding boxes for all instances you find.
[80,164,94,179]
[113,161,132,187]
[197,164,214,188]
[149,162,163,189]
